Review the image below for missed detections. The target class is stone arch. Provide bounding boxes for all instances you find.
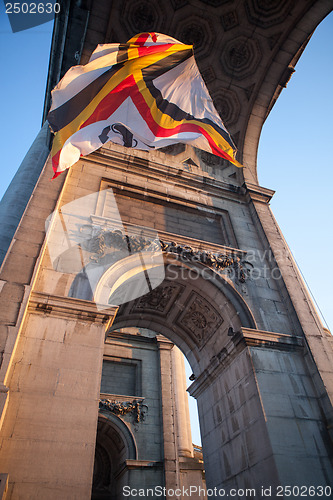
[92,413,137,499]
[91,252,257,375]
[98,253,282,493]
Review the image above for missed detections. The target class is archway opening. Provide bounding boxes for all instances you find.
[92,414,137,500]
[91,254,259,494]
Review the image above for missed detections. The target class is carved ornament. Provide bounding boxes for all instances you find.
[176,292,223,347]
[245,0,293,28]
[221,35,261,80]
[80,224,249,283]
[99,398,147,424]
[134,283,183,313]
[79,227,160,262]
[160,240,248,283]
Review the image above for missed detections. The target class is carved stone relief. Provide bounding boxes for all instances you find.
[245,0,293,28]
[99,398,148,424]
[221,10,239,31]
[121,0,165,35]
[176,16,215,59]
[221,35,262,80]
[78,223,250,285]
[212,88,241,126]
[132,281,185,315]
[79,226,160,263]
[176,292,223,348]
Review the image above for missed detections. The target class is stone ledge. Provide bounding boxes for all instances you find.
[179,457,205,471]
[99,393,145,403]
[115,459,163,479]
[28,291,118,326]
[88,149,243,198]
[242,182,275,203]
[90,214,247,259]
[188,328,304,398]
[125,459,163,469]
[237,327,304,350]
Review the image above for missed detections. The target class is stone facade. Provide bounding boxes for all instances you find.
[94,328,205,499]
[0,1,332,499]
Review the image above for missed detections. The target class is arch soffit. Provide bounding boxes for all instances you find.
[97,413,138,461]
[72,1,332,185]
[100,252,257,373]
[95,252,256,328]
[45,2,332,186]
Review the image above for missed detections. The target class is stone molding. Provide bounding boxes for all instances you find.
[237,327,304,350]
[88,153,243,199]
[188,327,303,398]
[156,334,174,350]
[242,182,275,203]
[115,459,163,480]
[28,291,118,326]
[87,215,249,286]
[91,214,246,259]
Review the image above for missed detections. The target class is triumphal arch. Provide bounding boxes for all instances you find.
[0,0,332,498]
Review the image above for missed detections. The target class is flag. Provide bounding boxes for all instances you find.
[47,32,242,178]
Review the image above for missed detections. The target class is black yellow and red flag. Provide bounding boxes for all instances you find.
[47,32,242,178]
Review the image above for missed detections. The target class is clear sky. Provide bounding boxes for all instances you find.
[0,5,332,446]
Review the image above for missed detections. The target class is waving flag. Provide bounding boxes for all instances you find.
[47,32,242,178]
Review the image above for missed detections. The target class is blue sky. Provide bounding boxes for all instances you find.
[1,6,332,444]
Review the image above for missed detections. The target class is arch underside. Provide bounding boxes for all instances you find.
[103,256,257,375]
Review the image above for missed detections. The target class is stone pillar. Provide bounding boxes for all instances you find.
[171,345,193,458]
[156,335,181,500]
[247,188,333,435]
[0,292,117,500]
[188,330,281,496]
[189,327,333,496]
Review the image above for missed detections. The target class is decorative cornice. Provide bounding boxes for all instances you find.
[28,292,118,326]
[87,151,243,199]
[237,327,304,350]
[124,459,163,469]
[115,459,163,480]
[156,334,174,350]
[100,175,242,212]
[90,215,246,258]
[241,182,275,203]
[99,397,147,423]
[84,218,249,283]
[188,327,303,398]
[106,330,157,346]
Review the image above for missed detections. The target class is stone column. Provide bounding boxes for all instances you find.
[0,292,117,500]
[156,335,181,500]
[246,184,333,436]
[171,345,193,458]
